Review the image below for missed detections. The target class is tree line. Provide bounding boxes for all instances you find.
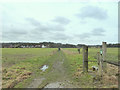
[1,42,120,48]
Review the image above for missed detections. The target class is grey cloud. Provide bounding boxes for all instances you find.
[76,6,108,20]
[27,33,45,40]
[26,18,65,33]
[52,16,71,25]
[30,24,65,36]
[3,33,23,41]
[24,17,66,40]
[11,30,27,35]
[76,28,105,40]
[2,27,28,41]
[2,27,28,35]
[2,29,44,41]
[49,33,71,40]
[26,18,41,26]
[3,16,67,41]
[2,17,67,41]
[38,24,65,31]
[77,32,91,40]
[92,28,105,36]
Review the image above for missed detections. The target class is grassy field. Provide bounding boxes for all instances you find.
[63,48,118,88]
[63,48,118,62]
[2,48,118,88]
[2,48,57,88]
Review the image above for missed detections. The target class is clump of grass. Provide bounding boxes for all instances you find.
[2,67,32,88]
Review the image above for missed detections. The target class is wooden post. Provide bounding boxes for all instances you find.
[102,42,107,73]
[78,48,80,54]
[119,49,120,90]
[97,52,103,76]
[97,52,100,66]
[83,45,88,72]
[58,48,60,51]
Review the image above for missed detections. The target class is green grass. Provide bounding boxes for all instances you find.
[64,48,118,62]
[62,48,97,87]
[2,48,57,67]
[106,48,118,62]
[62,47,118,88]
[2,47,118,88]
[2,48,57,88]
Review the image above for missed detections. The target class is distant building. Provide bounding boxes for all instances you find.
[42,45,46,48]
[35,45,41,48]
[21,45,25,48]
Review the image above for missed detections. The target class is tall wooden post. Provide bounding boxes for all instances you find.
[102,42,107,73]
[0,47,1,89]
[118,3,120,89]
[83,45,88,72]
[97,52,103,76]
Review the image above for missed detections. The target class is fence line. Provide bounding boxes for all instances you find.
[82,42,119,74]
[88,60,120,66]
[104,61,120,66]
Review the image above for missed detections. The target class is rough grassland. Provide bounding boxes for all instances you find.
[2,48,118,88]
[64,48,118,62]
[63,48,118,88]
[2,48,57,88]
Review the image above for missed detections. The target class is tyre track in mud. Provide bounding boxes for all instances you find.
[27,50,75,88]
[43,51,76,88]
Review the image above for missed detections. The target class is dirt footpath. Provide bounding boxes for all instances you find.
[27,51,75,88]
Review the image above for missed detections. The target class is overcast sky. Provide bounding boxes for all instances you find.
[0,1,118,45]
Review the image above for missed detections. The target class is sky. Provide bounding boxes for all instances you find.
[0,1,118,45]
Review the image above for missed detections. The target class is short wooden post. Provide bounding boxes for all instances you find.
[58,48,60,51]
[78,48,80,54]
[83,45,88,72]
[97,52,100,66]
[97,52,103,76]
[102,42,107,73]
